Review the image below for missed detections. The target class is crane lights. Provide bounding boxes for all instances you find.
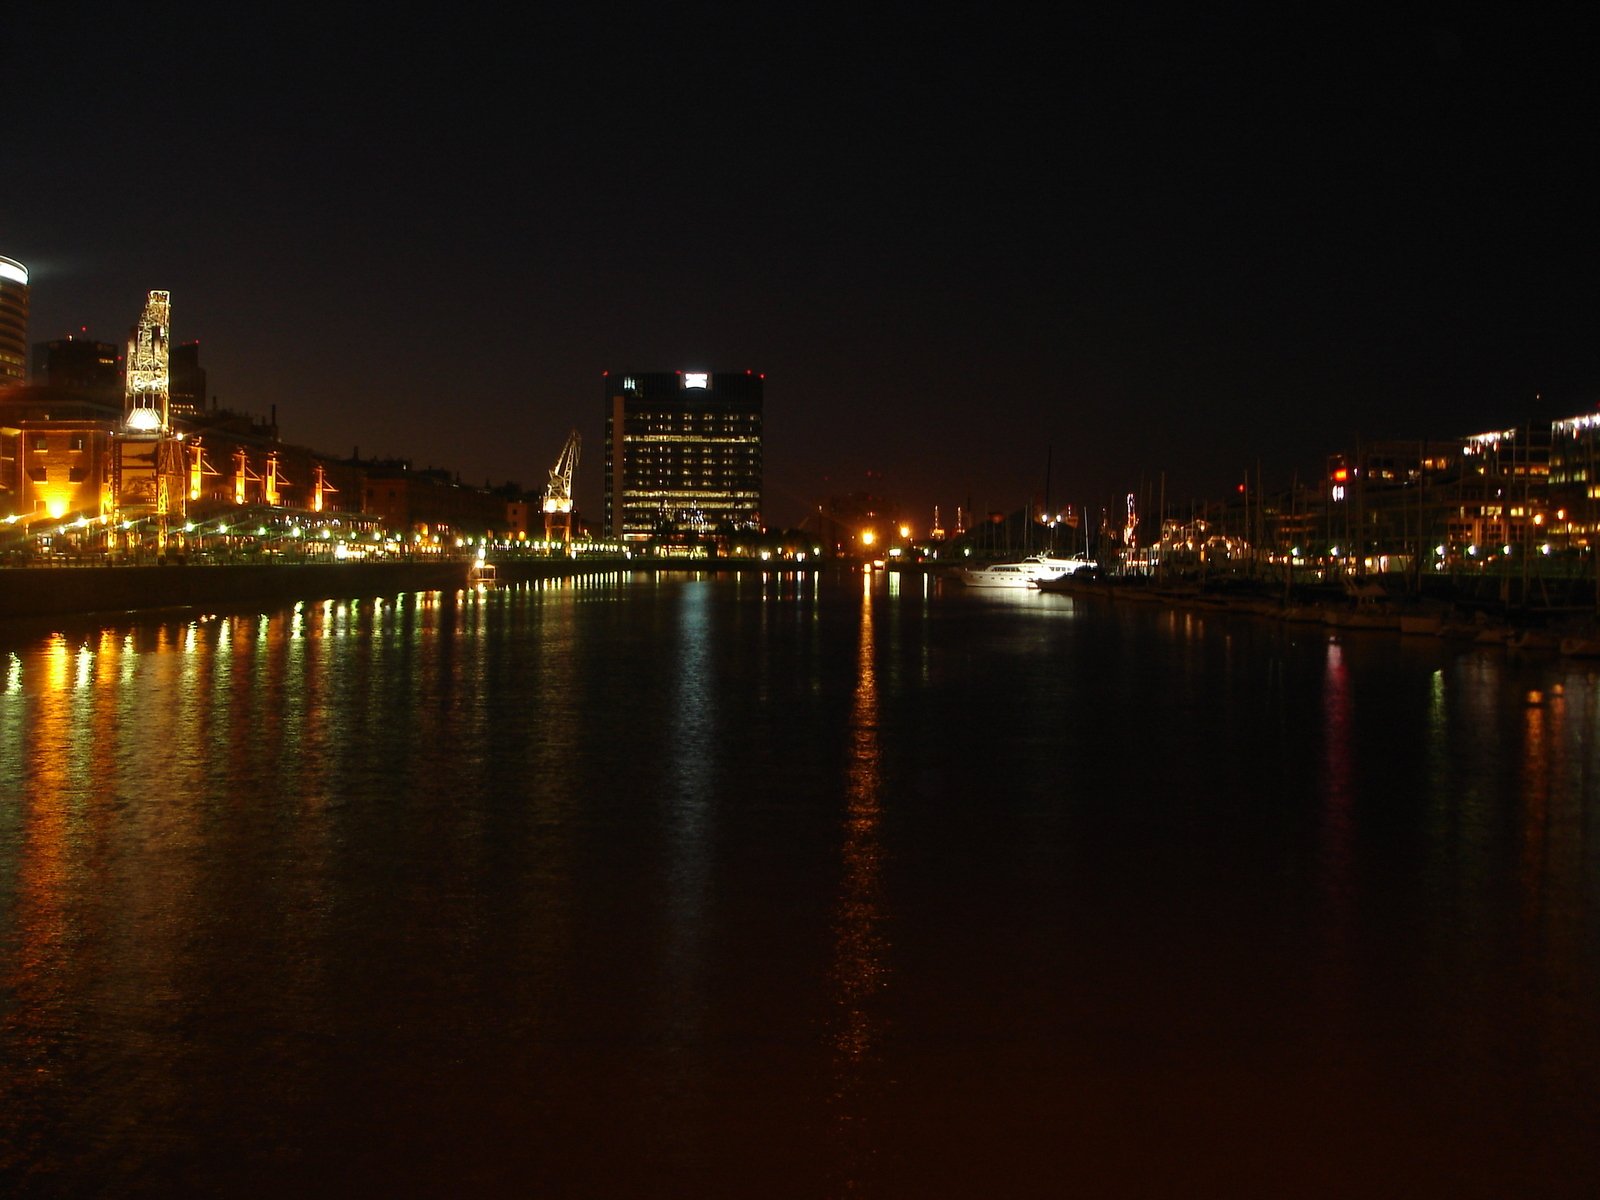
[125,290,171,433]
[543,429,582,542]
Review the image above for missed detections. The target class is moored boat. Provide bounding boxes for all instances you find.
[1324,606,1402,630]
[1509,628,1560,651]
[1399,613,1444,636]
[1559,634,1600,658]
[958,553,1094,589]
[958,562,1041,588]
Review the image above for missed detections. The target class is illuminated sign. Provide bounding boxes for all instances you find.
[684,372,709,390]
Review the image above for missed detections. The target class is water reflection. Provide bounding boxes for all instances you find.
[6,636,76,1132]
[830,569,889,1188]
[1319,640,1354,875]
[3,581,1600,1191]
[658,583,718,1122]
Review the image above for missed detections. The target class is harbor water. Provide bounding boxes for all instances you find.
[2,569,1598,1196]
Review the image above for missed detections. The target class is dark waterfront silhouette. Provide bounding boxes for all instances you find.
[2,570,1598,1196]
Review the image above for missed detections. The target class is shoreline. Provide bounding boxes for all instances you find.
[1034,571,1600,654]
[0,556,841,623]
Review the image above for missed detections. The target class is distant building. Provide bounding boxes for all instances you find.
[169,341,207,418]
[32,335,122,406]
[1548,411,1600,546]
[358,460,508,539]
[816,489,892,555]
[0,256,30,387]
[603,370,763,540]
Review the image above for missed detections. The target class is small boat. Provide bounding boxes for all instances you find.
[1398,613,1444,636]
[1281,604,1326,624]
[467,559,500,588]
[1559,634,1600,658]
[1323,606,1401,630]
[1509,628,1560,652]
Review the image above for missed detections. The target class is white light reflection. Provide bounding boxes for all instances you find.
[644,581,721,1105]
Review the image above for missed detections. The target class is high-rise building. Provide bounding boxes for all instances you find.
[33,335,122,406]
[169,340,206,418]
[603,370,763,540]
[0,255,30,387]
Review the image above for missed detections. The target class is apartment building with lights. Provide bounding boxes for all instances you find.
[1548,411,1600,546]
[603,370,763,540]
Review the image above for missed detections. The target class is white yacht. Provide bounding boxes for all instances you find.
[958,554,1094,588]
[959,561,1039,588]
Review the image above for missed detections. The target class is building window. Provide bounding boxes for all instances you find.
[70,435,87,451]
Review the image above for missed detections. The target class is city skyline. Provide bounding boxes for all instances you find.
[5,10,1597,528]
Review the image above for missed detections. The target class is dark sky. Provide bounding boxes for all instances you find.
[6,9,1597,528]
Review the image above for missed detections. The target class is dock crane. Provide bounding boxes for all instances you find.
[542,429,581,543]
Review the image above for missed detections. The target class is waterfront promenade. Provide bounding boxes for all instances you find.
[0,557,590,621]
[9,554,1600,655]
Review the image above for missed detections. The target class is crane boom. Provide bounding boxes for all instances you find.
[542,429,581,542]
[543,430,580,513]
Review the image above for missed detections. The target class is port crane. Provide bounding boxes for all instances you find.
[542,429,581,543]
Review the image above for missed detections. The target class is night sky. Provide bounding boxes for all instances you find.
[7,10,1597,529]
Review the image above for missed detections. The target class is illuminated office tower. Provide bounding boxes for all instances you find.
[0,255,29,386]
[603,370,763,539]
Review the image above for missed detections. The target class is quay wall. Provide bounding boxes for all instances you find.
[0,556,836,622]
[0,558,643,621]
[0,561,475,621]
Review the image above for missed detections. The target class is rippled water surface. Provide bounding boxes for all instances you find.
[2,570,1599,1196]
